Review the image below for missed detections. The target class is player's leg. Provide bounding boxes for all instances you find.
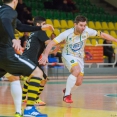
[4,55,47,117]
[0,70,22,117]
[23,67,48,117]
[7,75,22,117]
[62,55,81,103]
[73,61,84,91]
[35,71,48,106]
[75,73,84,86]
[22,68,47,106]
[0,68,22,117]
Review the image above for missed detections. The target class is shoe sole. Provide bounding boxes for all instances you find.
[35,103,46,106]
[23,115,48,117]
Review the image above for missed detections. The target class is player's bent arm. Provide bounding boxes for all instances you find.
[1,18,15,39]
[100,32,117,42]
[16,19,42,32]
[44,40,58,57]
[45,40,51,45]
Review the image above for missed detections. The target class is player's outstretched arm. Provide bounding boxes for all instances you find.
[100,32,117,43]
[41,24,54,32]
[39,40,57,65]
[16,19,54,32]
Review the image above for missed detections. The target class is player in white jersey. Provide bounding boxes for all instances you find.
[39,15,117,103]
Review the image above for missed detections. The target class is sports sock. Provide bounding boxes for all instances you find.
[10,80,22,114]
[27,77,42,106]
[65,74,77,96]
[36,85,44,100]
[22,80,29,101]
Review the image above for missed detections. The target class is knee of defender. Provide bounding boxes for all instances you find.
[33,67,43,78]
[8,76,20,82]
[72,69,81,77]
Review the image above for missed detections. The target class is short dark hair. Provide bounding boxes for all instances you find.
[2,0,13,3]
[33,16,46,26]
[74,15,87,24]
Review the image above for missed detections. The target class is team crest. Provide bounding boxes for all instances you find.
[70,60,75,63]
[69,41,83,52]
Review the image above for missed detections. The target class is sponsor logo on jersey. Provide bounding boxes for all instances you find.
[69,41,83,52]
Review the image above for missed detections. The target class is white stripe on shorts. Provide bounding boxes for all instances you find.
[14,54,35,69]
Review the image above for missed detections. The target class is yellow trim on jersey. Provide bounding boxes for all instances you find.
[71,63,78,67]
[97,31,101,36]
[53,38,59,44]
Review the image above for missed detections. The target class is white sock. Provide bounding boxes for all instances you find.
[65,74,77,96]
[10,80,22,114]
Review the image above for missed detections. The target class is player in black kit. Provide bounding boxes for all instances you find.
[22,16,50,106]
[0,0,53,117]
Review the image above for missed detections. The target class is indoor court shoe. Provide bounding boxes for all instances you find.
[63,95,73,103]
[35,98,46,106]
[23,106,48,117]
[15,112,22,117]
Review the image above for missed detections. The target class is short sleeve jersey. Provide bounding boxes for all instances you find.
[53,26,97,58]
[23,30,49,64]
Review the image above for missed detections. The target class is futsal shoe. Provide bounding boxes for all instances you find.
[63,88,73,103]
[23,106,48,117]
[35,98,46,106]
[63,88,72,95]
[63,95,73,103]
[15,112,22,117]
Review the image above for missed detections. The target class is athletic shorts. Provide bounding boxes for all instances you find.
[0,53,37,77]
[62,54,84,73]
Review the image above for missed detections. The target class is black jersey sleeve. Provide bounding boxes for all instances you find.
[16,19,42,32]
[1,18,15,39]
[37,31,49,42]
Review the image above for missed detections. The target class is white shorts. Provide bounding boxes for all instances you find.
[62,54,84,73]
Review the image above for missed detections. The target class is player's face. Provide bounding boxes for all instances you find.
[74,21,87,34]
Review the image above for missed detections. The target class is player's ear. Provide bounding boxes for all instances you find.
[37,23,40,26]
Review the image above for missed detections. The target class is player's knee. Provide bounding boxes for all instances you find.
[72,69,81,77]
[8,76,19,82]
[32,67,43,78]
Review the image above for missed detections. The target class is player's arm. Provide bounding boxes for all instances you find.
[39,32,66,65]
[44,40,57,56]
[99,32,117,42]
[87,26,117,43]
[16,19,54,32]
[1,16,21,50]
[45,40,51,45]
[50,40,66,54]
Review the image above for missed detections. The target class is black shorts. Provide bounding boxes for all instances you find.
[0,53,37,77]
[23,53,47,79]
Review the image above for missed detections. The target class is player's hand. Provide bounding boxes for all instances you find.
[41,24,54,32]
[12,39,22,51]
[15,47,24,55]
[39,54,48,65]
